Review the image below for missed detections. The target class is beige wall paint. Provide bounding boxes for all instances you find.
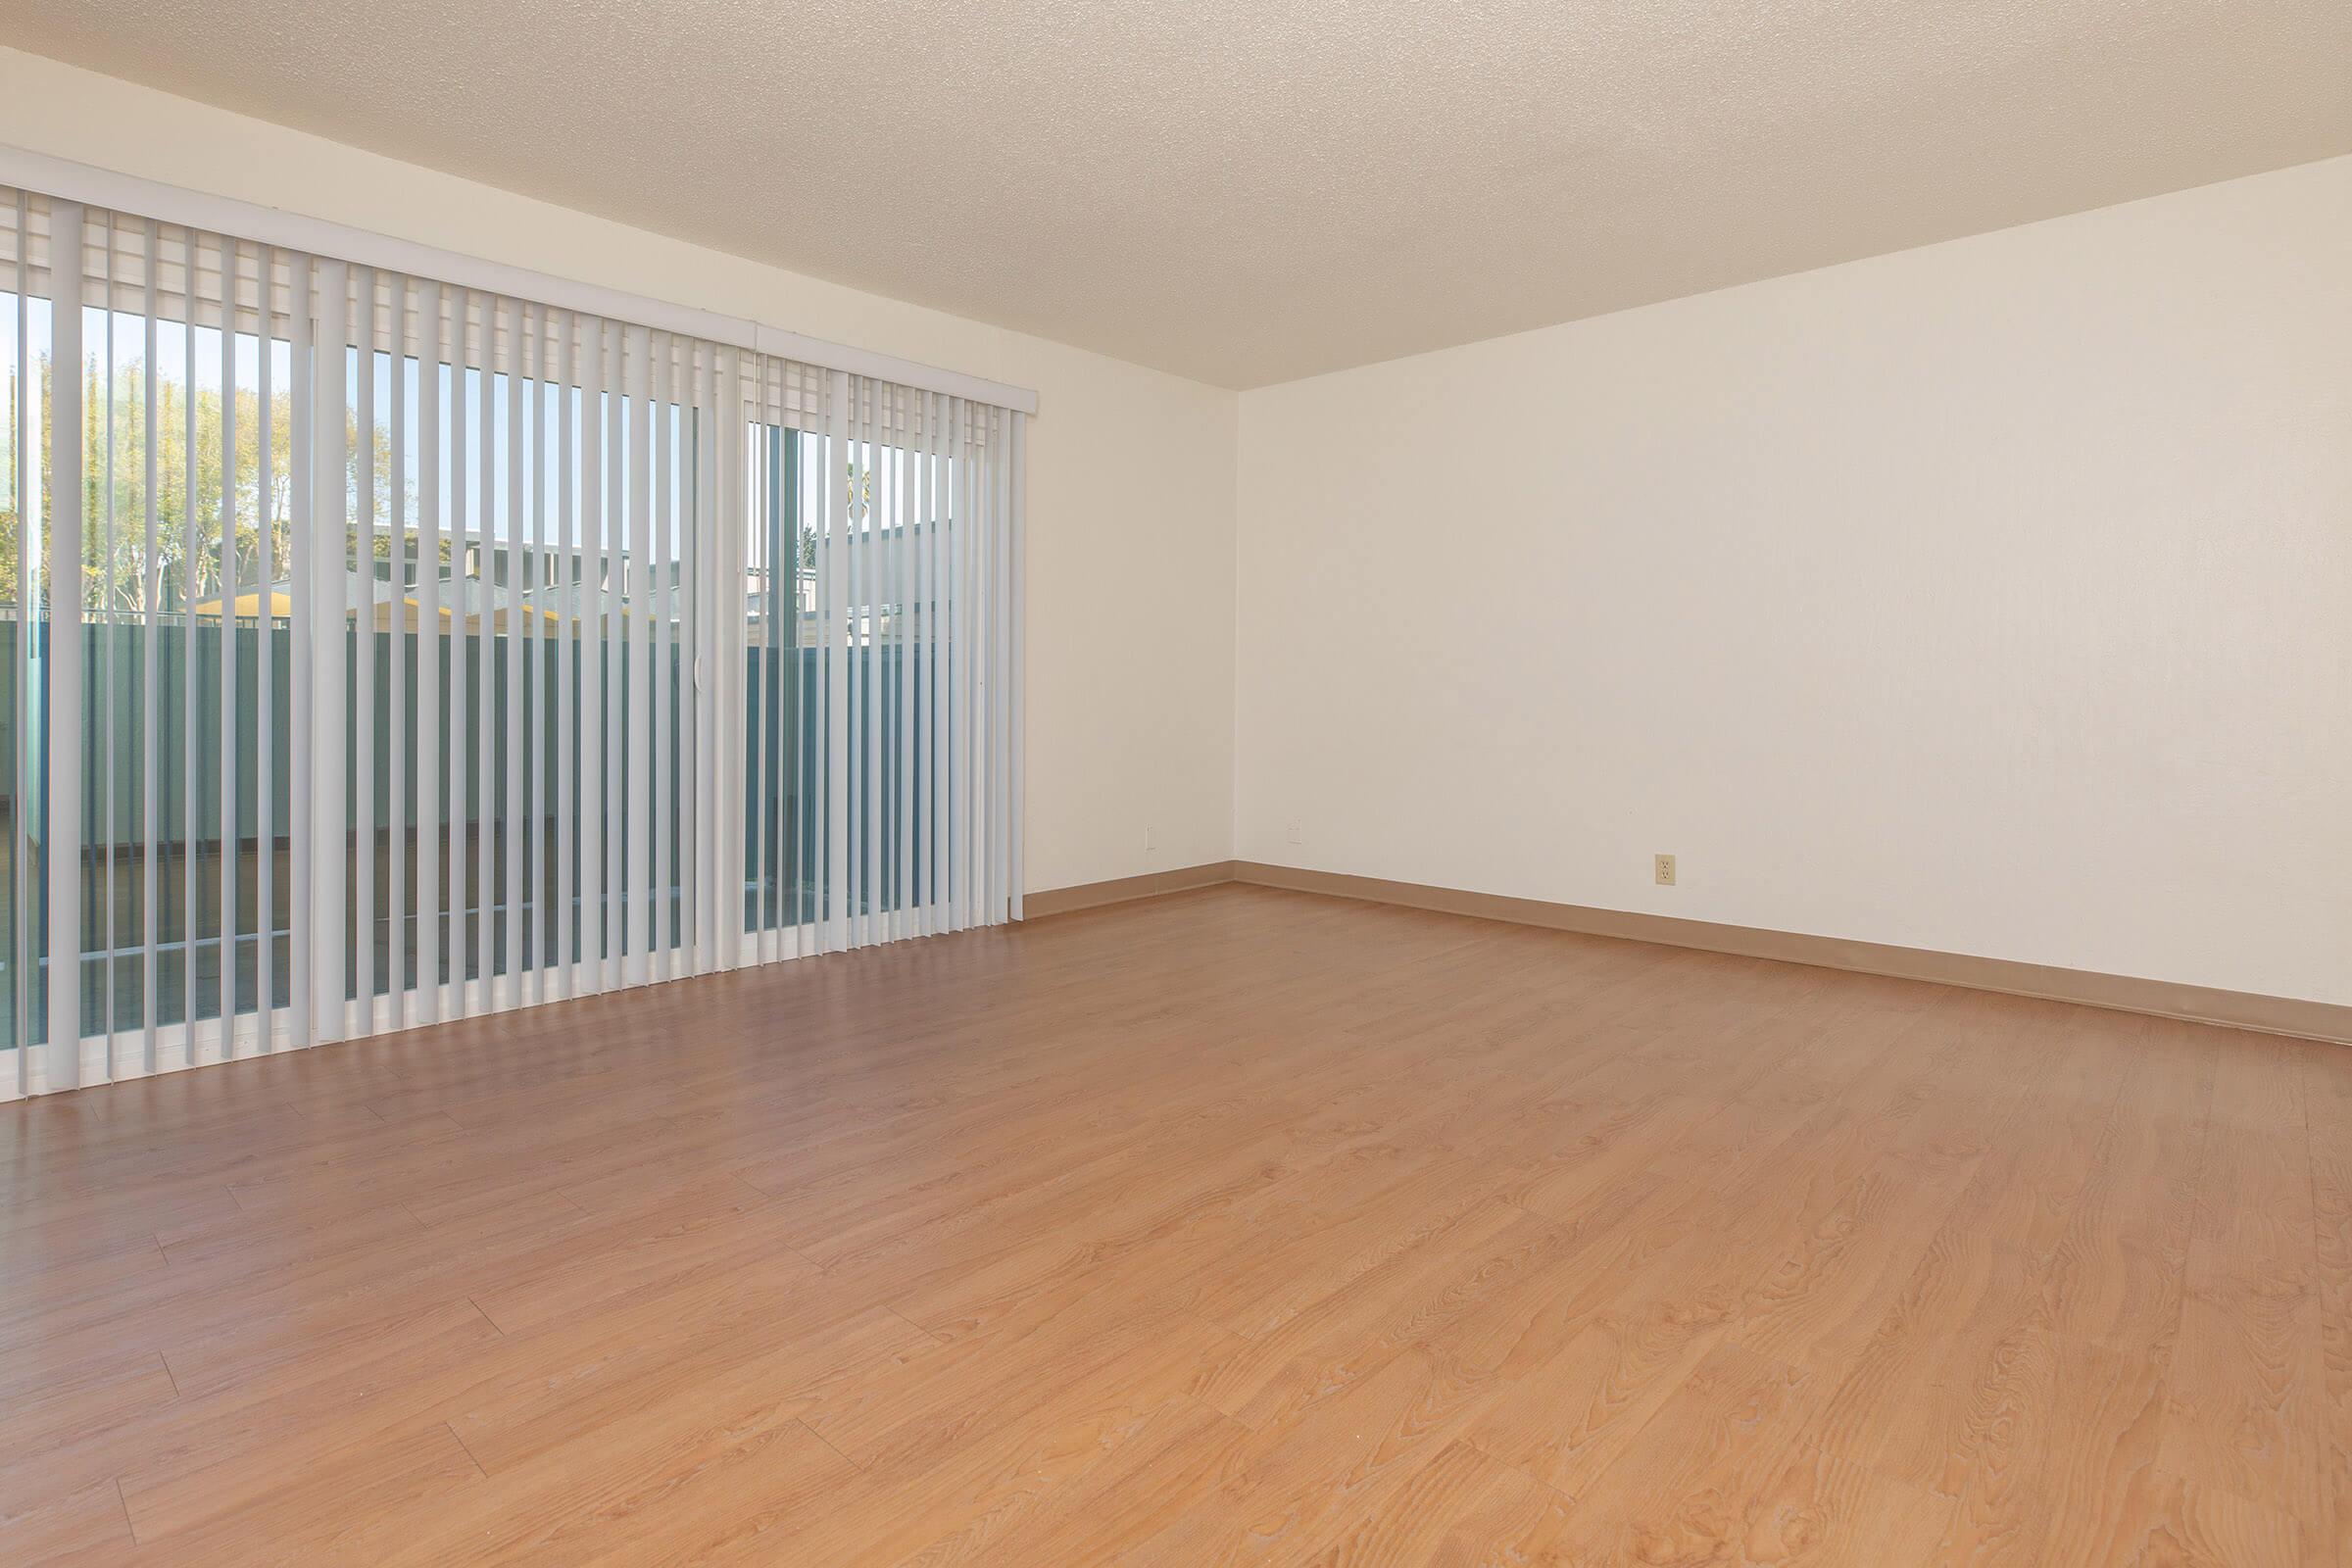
[0,48,1241,896]
[1239,155,2352,1005]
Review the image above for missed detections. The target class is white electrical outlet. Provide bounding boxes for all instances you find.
[1286,822,1303,846]
[1654,854,1677,887]
[1145,825,1157,852]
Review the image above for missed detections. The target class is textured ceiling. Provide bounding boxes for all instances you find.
[9,1,2350,388]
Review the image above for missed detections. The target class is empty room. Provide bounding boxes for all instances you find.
[2,3,2348,1563]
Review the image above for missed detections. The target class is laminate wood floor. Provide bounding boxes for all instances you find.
[4,884,2346,1565]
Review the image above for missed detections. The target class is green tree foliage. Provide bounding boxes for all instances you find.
[1,339,399,611]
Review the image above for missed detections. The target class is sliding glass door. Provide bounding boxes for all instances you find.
[1,182,1024,1098]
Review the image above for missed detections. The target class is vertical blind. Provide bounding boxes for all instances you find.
[0,183,1025,1098]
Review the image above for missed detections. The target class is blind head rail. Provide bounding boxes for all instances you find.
[0,143,1039,416]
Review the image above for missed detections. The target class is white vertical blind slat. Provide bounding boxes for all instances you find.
[787,390,804,959]
[869,383,883,946]
[180,231,201,1049]
[7,200,23,1081]
[353,265,376,1035]
[697,345,727,974]
[894,390,910,941]
[219,241,240,1042]
[978,404,996,924]
[940,396,957,933]
[954,397,973,933]
[870,382,887,945]
[778,387,795,961]
[687,349,705,971]
[993,408,1011,923]
[823,371,849,954]
[786,390,804,959]
[789,400,807,961]
[444,289,471,1018]
[909,392,926,938]
[971,401,985,925]
[1009,411,1026,919]
[140,219,161,1071]
[967,397,984,928]
[748,406,769,963]
[388,274,409,1033]
[924,390,942,938]
[99,220,117,1070]
[990,408,1005,922]
[256,245,279,1046]
[308,256,349,1045]
[503,297,524,997]
[416,279,442,1027]
[694,346,714,970]
[473,293,495,1007]
[842,381,858,950]
[603,320,624,995]
[46,200,84,1089]
[11,190,26,1095]
[287,248,313,1049]
[626,326,652,985]
[651,333,673,981]
[520,302,541,1002]
[555,309,576,999]
[534,308,555,995]
[580,317,608,998]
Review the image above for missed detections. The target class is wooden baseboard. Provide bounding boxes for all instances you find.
[1232,861,2350,1044]
[1022,860,1240,918]
[1026,858,2349,1045]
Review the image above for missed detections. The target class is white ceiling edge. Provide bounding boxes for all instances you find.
[1240,149,2352,396]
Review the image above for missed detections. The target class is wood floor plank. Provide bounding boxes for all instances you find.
[1529,1337,1951,1564]
[0,884,2339,1563]
[121,1419,487,1565]
[2306,1046,2352,1568]
[1119,1341,1507,1565]
[956,1395,1254,1566]
[1294,1438,1566,1567]
[2160,1032,2328,1541]
[0,1474,137,1566]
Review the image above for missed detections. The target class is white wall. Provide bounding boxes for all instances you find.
[1239,156,2352,1005]
[0,47,1241,897]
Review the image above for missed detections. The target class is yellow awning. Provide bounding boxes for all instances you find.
[191,593,572,632]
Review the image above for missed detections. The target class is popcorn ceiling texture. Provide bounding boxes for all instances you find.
[7,0,2349,387]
